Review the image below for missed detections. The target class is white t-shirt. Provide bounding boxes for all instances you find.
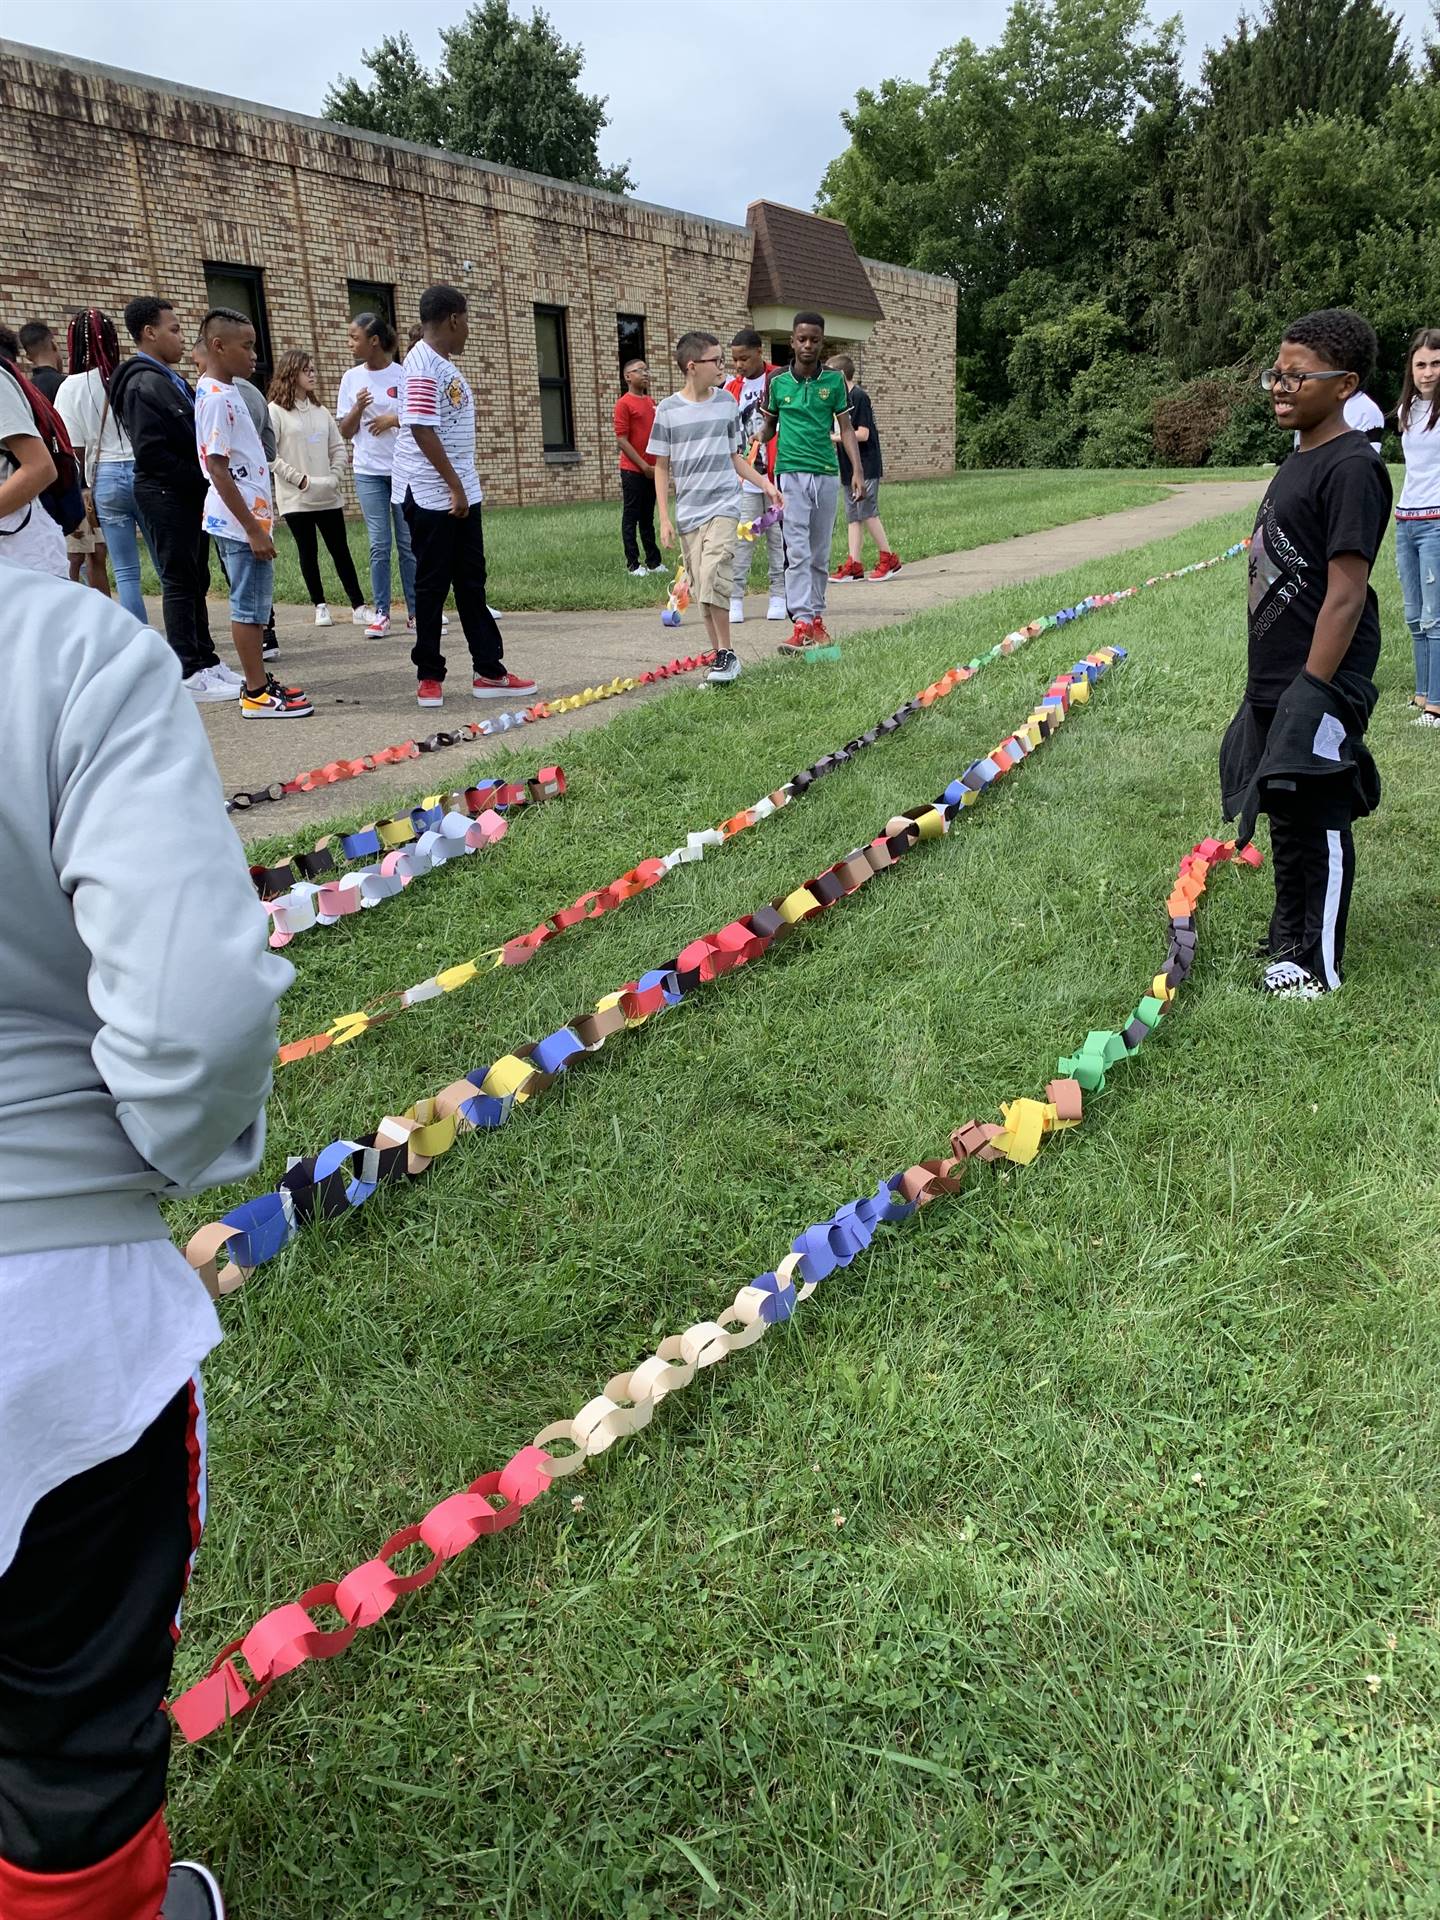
[393,340,481,510]
[732,371,770,495]
[194,374,274,544]
[337,361,405,477]
[0,364,68,578]
[1397,404,1440,516]
[1292,392,1386,453]
[55,368,134,475]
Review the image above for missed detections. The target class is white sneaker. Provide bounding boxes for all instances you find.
[628,565,647,577]
[729,596,746,624]
[406,614,449,632]
[706,649,742,685]
[488,605,504,619]
[766,595,787,621]
[365,612,392,637]
[1260,960,1328,999]
[184,666,237,703]
[314,605,333,627]
[647,564,668,575]
[352,605,376,626]
[211,660,245,686]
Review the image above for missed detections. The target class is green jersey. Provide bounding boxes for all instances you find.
[765,365,850,476]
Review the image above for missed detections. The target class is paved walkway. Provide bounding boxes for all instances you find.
[196,479,1262,836]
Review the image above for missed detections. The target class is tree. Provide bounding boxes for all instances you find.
[323,2,633,195]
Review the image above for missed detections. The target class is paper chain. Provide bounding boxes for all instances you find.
[252,770,565,949]
[736,501,783,541]
[223,653,716,813]
[188,647,1124,1295]
[169,833,1258,1744]
[271,538,1252,1063]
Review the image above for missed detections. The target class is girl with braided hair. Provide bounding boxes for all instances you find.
[56,307,155,624]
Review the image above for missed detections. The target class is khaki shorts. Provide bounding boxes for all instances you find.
[680,514,738,608]
[66,518,106,557]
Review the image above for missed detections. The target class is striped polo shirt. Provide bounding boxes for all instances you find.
[646,389,742,532]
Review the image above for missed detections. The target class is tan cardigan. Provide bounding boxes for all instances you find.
[267,400,347,516]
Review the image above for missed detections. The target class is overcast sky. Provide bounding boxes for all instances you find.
[15,2,1437,223]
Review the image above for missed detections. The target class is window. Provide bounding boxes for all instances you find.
[534,304,575,453]
[347,279,395,329]
[202,262,273,389]
[617,312,646,391]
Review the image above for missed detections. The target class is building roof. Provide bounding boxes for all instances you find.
[745,201,884,323]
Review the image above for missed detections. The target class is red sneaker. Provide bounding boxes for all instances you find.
[472,670,539,700]
[868,550,902,581]
[811,617,831,642]
[829,557,864,582]
[416,678,444,708]
[777,619,815,657]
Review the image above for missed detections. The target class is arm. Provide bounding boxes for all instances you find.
[327,410,348,484]
[53,618,292,1190]
[0,433,56,519]
[206,451,276,557]
[653,454,674,545]
[411,425,468,517]
[337,380,370,442]
[619,436,654,474]
[1305,552,1371,683]
[837,414,866,499]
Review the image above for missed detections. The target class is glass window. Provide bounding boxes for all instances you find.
[534,305,575,452]
[347,279,395,328]
[202,262,273,390]
[617,312,646,391]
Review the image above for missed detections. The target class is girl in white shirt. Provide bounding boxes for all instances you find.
[337,312,417,637]
[266,349,371,628]
[55,309,155,625]
[1393,327,1440,724]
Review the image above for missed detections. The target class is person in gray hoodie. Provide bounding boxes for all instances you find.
[0,561,291,1920]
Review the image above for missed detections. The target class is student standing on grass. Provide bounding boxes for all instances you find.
[756,312,866,655]
[0,562,291,1920]
[1392,327,1440,725]
[338,310,417,636]
[267,347,373,629]
[18,321,64,403]
[1221,307,1392,999]
[723,328,787,626]
[194,308,312,719]
[827,354,902,582]
[395,283,536,711]
[56,308,160,625]
[648,329,782,686]
[614,356,664,576]
[110,299,237,701]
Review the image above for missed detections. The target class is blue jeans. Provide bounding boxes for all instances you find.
[212,536,273,626]
[354,471,416,619]
[1395,517,1440,702]
[91,460,154,626]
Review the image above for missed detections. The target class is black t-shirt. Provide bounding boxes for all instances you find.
[1247,431,1392,706]
[27,366,63,404]
[837,384,883,485]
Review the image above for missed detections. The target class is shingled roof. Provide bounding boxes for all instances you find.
[745,201,884,323]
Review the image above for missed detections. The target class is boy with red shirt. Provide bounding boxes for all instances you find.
[724,329,786,623]
[613,358,663,576]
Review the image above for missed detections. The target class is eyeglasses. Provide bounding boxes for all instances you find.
[1258,366,1349,395]
[697,353,723,366]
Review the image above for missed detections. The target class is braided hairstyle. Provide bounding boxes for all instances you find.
[67,308,120,387]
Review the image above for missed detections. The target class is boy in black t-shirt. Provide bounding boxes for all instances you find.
[827,355,902,582]
[1231,307,1392,998]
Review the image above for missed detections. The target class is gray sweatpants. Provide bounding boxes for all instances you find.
[730,499,785,600]
[779,471,841,621]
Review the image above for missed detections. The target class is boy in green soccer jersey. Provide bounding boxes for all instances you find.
[757,311,865,653]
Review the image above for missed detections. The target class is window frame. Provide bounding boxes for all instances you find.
[346,279,396,330]
[533,303,576,454]
[616,312,646,393]
[202,260,274,389]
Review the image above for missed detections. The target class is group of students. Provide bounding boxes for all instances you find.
[0,285,536,719]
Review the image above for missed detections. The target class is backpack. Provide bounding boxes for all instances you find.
[0,361,85,534]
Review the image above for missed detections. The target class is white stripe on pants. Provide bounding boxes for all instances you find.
[780,472,841,620]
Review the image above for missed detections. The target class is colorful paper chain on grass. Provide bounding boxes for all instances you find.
[253,770,565,949]
[169,833,1259,1744]
[187,648,1123,1294]
[223,653,716,813]
[271,539,1251,1063]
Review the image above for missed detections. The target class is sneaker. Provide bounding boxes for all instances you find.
[627,564,647,577]
[646,563,668,575]
[406,615,449,632]
[488,605,504,619]
[766,594,787,621]
[729,596,746,624]
[365,612,392,637]
[1414,710,1440,728]
[811,617,831,642]
[829,557,865,583]
[473,669,539,700]
[261,637,279,660]
[183,665,237,703]
[162,1860,226,1918]
[1260,960,1328,999]
[352,605,376,626]
[778,619,815,657]
[417,678,444,708]
[240,674,313,719]
[314,604,332,627]
[868,551,903,581]
[706,648,742,685]
[210,660,245,687]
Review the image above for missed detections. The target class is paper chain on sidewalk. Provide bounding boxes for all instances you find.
[187,648,1125,1298]
[169,833,1259,1744]
[272,538,1252,1058]
[250,770,565,950]
[222,652,716,813]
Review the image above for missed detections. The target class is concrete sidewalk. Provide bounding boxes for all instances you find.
[194,478,1262,836]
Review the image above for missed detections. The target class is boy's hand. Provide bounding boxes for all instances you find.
[658,515,675,548]
[367,412,398,435]
[248,528,277,561]
[763,480,783,510]
[850,472,866,502]
[448,484,470,519]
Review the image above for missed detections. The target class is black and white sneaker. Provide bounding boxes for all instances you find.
[1259,960,1328,999]
[706,648,742,685]
[162,1861,226,1918]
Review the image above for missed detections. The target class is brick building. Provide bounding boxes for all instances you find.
[0,39,957,508]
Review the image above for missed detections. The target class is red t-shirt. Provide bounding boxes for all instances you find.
[614,392,657,473]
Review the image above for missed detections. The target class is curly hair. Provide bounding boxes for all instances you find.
[267,347,316,413]
[1281,308,1377,384]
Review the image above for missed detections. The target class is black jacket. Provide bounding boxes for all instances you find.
[110,356,204,496]
[1221,668,1380,849]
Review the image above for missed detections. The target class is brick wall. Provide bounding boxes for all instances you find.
[0,41,956,506]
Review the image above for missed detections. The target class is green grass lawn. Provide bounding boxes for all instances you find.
[137,469,1195,614]
[169,508,1440,1917]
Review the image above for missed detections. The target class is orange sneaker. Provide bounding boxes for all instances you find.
[811,617,831,642]
[472,670,539,700]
